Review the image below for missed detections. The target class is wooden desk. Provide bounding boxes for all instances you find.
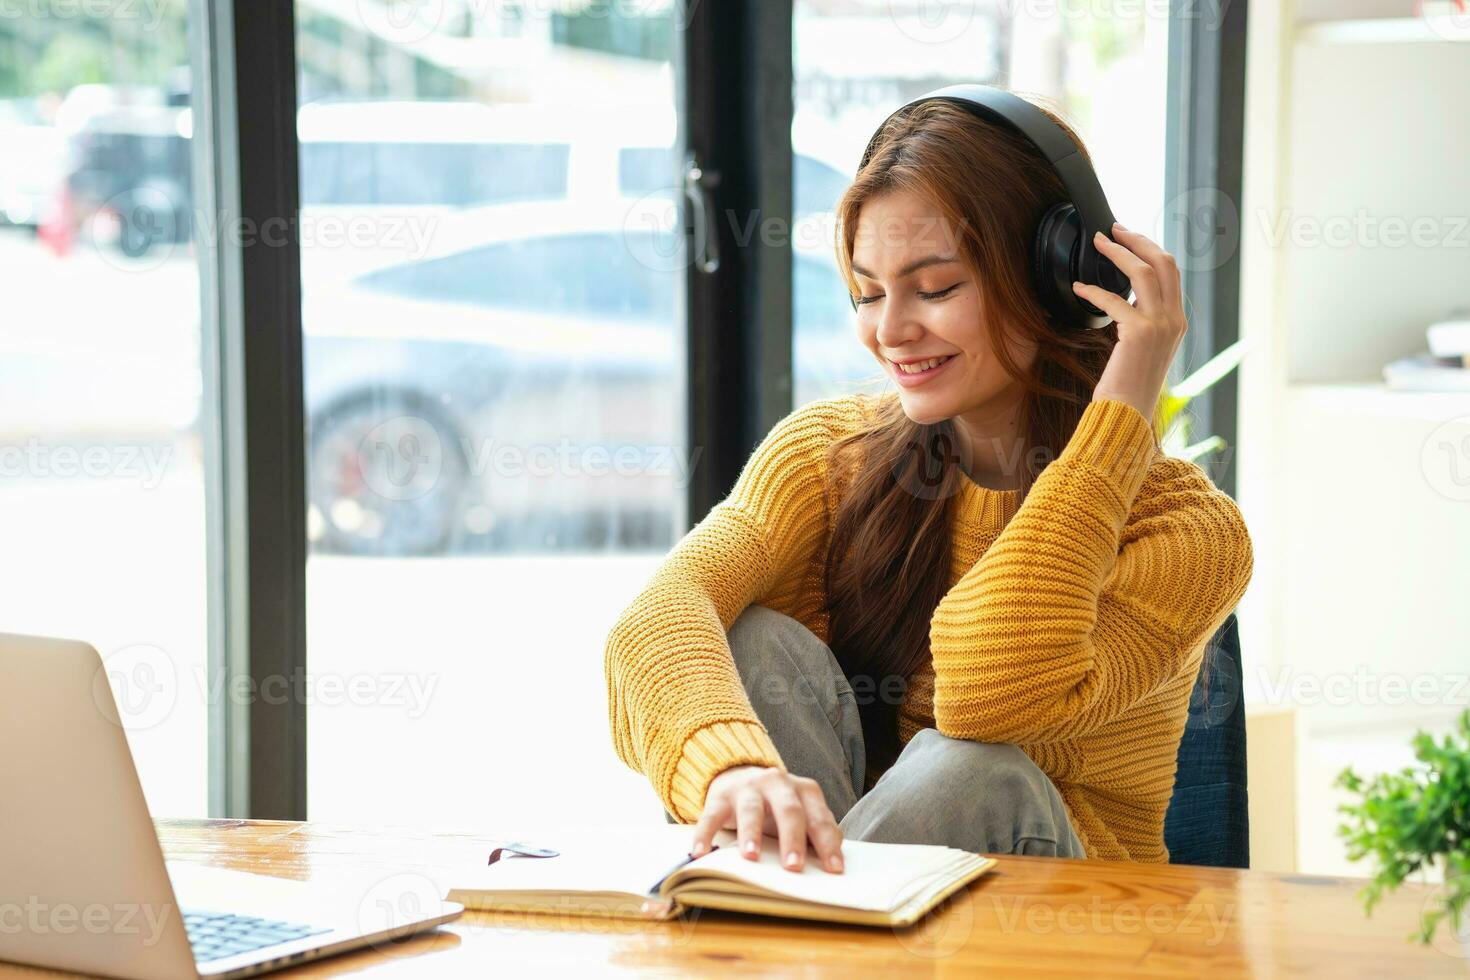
[10,819,1466,978]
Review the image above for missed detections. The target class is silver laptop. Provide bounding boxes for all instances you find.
[0,631,463,979]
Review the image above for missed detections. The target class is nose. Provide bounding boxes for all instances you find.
[874,297,924,351]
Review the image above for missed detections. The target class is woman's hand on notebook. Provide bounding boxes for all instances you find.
[690,765,845,875]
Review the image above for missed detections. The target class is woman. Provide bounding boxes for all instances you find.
[603,95,1253,875]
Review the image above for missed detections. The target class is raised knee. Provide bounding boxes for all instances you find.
[867,731,1071,854]
[728,604,788,647]
[727,605,845,708]
[729,605,824,666]
[728,605,784,669]
[908,730,1038,797]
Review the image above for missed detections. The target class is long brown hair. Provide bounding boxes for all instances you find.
[822,95,1133,786]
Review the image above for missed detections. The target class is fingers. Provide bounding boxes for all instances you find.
[735,788,765,861]
[691,770,845,875]
[688,795,730,858]
[1090,229,1163,313]
[766,779,809,872]
[796,779,845,873]
[1072,279,1135,324]
[1108,222,1181,309]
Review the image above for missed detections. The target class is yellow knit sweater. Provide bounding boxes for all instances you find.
[604,393,1253,862]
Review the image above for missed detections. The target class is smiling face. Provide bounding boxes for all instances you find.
[850,187,1038,429]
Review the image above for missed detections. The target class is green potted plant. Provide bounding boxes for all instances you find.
[1335,708,1470,949]
[1155,337,1249,463]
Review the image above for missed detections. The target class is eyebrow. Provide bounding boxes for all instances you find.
[849,254,959,280]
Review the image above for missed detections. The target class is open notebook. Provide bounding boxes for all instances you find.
[446,825,996,928]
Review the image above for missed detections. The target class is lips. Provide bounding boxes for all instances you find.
[888,353,957,387]
[892,354,955,374]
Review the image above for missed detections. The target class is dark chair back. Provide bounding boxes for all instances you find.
[1163,612,1249,868]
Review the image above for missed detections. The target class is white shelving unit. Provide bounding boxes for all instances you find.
[1237,4,1470,726]
[1234,4,1470,872]
[1296,14,1470,45]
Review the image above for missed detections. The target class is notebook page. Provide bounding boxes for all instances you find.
[673,830,973,912]
[453,824,716,898]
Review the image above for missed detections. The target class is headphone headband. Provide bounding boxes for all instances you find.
[856,83,1130,329]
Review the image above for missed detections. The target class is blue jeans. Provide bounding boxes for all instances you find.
[663,604,1086,858]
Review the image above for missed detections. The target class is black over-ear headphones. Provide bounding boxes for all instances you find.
[848,83,1131,331]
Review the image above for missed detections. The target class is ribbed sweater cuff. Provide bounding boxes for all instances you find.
[668,721,786,823]
[1059,398,1158,504]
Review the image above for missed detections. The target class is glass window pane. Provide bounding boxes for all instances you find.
[791,3,1169,405]
[297,4,682,831]
[0,8,209,815]
[617,146,673,198]
[299,133,572,207]
[353,230,678,321]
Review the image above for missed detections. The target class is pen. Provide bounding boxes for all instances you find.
[487,841,560,866]
[646,844,720,896]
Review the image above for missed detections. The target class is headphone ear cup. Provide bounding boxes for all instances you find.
[1033,201,1113,330]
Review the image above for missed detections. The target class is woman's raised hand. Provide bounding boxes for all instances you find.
[687,764,845,874]
[1072,221,1189,424]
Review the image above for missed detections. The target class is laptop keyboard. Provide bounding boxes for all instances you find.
[182,909,332,963]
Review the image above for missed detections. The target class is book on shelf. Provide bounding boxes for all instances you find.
[1382,352,1470,392]
[1427,317,1470,359]
[444,824,997,928]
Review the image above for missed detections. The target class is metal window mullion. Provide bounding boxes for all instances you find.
[1165,0,1248,496]
[196,0,307,820]
[679,0,794,525]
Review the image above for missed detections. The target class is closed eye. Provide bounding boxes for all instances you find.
[855,283,962,305]
[919,283,962,301]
